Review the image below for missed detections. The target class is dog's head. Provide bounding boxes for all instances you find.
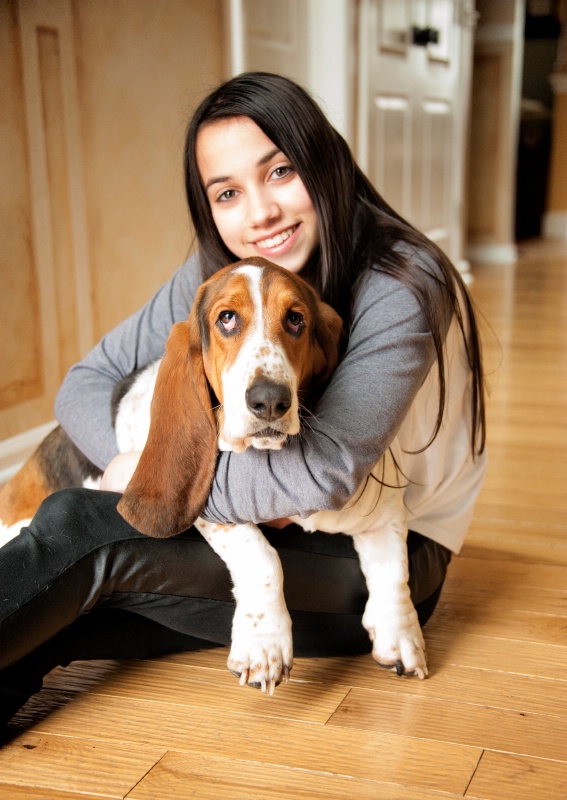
[117,257,343,537]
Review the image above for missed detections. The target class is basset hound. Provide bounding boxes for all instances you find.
[0,257,427,692]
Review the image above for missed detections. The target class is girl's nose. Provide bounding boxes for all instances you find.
[246,189,280,228]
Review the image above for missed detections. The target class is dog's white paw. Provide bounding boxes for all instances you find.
[362,602,428,679]
[228,603,293,694]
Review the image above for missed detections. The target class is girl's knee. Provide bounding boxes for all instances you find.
[36,488,102,526]
[32,488,131,547]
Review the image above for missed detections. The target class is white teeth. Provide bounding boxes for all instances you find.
[256,227,295,249]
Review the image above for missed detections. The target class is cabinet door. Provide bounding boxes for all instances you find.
[0,0,224,466]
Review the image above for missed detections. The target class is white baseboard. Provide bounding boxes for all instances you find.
[542,211,567,240]
[466,242,518,264]
[0,421,58,485]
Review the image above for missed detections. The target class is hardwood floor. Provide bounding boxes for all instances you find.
[1,238,566,799]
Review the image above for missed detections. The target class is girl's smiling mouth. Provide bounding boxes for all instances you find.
[253,224,300,254]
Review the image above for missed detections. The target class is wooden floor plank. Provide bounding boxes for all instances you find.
[322,663,564,719]
[159,623,567,682]
[41,660,125,693]
[82,658,350,723]
[465,751,567,800]
[28,693,482,796]
[152,646,230,671]
[41,639,566,711]
[473,500,566,527]
[425,632,567,681]
[440,580,566,617]
[0,787,115,800]
[446,557,567,592]
[128,750,465,800]
[426,602,567,647]
[461,536,567,567]
[328,688,566,762]
[0,732,164,797]
[42,648,566,720]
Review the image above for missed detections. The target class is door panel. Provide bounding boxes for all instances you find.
[378,0,412,55]
[370,97,412,217]
[420,99,452,235]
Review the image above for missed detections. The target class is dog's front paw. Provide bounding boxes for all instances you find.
[228,603,293,694]
[363,603,428,679]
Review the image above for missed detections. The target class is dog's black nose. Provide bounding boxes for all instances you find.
[246,379,291,421]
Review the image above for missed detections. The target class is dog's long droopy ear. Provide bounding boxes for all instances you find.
[117,313,217,538]
[312,301,344,385]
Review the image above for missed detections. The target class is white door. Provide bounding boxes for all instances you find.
[357,0,474,265]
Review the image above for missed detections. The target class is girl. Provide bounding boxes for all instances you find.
[0,72,486,725]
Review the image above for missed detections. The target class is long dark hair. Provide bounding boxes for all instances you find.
[184,72,485,456]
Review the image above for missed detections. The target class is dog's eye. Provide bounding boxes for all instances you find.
[285,311,305,335]
[218,311,238,332]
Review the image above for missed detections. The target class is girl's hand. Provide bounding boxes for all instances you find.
[101,451,142,493]
[265,518,293,529]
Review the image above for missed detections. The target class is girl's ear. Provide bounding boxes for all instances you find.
[117,311,217,538]
[312,301,344,385]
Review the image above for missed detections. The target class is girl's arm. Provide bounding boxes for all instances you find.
[100,450,142,492]
[57,253,448,524]
[54,253,202,470]
[203,266,448,524]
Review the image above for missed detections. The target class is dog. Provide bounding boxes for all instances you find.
[0,257,427,692]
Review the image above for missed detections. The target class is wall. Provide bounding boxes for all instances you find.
[545,75,567,236]
[0,0,225,475]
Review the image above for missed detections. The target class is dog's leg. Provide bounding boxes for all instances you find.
[353,507,428,679]
[194,518,293,694]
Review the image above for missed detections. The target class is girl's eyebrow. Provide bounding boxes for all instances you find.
[257,146,282,166]
[204,147,283,191]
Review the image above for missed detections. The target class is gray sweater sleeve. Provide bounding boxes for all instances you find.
[56,252,443,523]
[203,267,441,524]
[54,253,203,469]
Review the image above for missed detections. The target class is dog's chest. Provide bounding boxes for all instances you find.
[115,361,161,453]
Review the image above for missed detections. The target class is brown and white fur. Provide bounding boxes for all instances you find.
[0,257,427,692]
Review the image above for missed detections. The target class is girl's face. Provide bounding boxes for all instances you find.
[196,116,320,274]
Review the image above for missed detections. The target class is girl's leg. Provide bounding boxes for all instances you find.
[0,609,219,727]
[0,488,235,725]
[0,488,450,723]
[0,489,237,671]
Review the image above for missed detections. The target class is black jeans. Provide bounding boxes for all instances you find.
[0,489,451,724]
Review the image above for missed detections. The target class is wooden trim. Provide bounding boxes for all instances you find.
[543,210,567,239]
[466,242,518,264]
[0,420,57,484]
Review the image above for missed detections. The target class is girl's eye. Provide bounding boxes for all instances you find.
[285,311,305,335]
[217,189,237,203]
[218,311,238,332]
[271,165,292,180]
